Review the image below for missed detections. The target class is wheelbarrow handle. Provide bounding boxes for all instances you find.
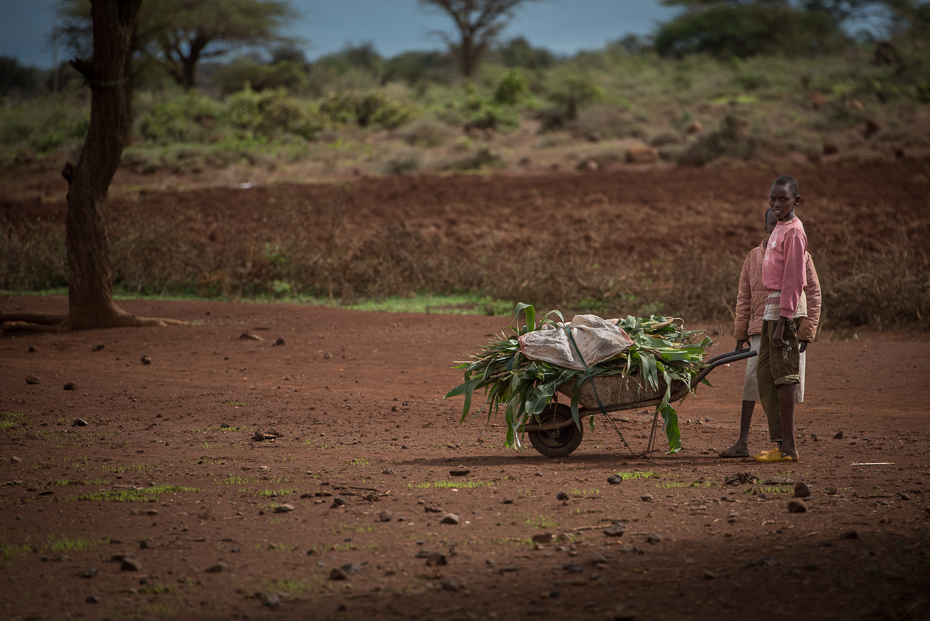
[689,349,757,389]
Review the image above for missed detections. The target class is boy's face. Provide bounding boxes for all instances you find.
[764,209,778,235]
[769,184,799,221]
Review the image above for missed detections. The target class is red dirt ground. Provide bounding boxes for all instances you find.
[1,162,930,621]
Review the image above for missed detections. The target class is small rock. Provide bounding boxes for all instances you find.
[331,497,348,508]
[641,494,654,502]
[763,476,792,486]
[140,355,152,365]
[341,563,363,574]
[787,500,807,513]
[440,579,461,592]
[139,539,153,550]
[72,419,88,427]
[646,532,662,544]
[440,513,459,525]
[86,596,100,604]
[833,431,844,439]
[556,492,569,501]
[274,504,294,514]
[449,468,470,476]
[324,352,332,359]
[121,557,142,572]
[273,337,285,346]
[703,569,718,580]
[725,472,757,486]
[27,346,37,353]
[92,344,105,352]
[263,593,280,607]
[10,456,21,463]
[840,529,859,540]
[378,509,393,522]
[204,562,228,573]
[604,523,626,537]
[563,563,584,573]
[502,498,513,505]
[607,475,623,485]
[794,482,811,498]
[810,433,819,441]
[329,567,347,580]
[620,545,644,555]
[382,467,394,474]
[63,382,76,391]
[26,374,41,385]
[81,567,98,579]
[426,552,447,567]
[531,533,553,545]
[757,556,781,568]
[414,549,431,558]
[590,552,607,565]
[239,332,263,341]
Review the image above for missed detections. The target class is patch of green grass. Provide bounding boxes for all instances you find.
[137,584,173,596]
[264,578,317,597]
[47,479,108,486]
[1,543,32,564]
[521,511,558,529]
[655,480,719,489]
[349,457,371,466]
[253,488,297,497]
[614,470,659,481]
[0,411,29,431]
[745,486,792,494]
[70,485,199,502]
[408,480,493,489]
[571,488,601,497]
[342,293,514,316]
[46,535,109,553]
[217,475,256,486]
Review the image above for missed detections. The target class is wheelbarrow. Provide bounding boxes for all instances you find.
[521,349,757,457]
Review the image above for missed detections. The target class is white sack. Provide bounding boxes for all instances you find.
[517,314,634,370]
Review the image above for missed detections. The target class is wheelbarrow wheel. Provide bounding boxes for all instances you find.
[528,403,583,458]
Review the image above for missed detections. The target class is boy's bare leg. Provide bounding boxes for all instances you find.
[720,400,754,456]
[778,383,798,458]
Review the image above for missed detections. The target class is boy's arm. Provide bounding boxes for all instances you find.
[799,254,822,343]
[733,251,754,346]
[773,231,808,348]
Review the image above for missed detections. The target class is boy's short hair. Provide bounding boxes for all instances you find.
[772,175,800,197]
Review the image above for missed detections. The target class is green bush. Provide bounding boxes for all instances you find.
[493,69,530,106]
[225,85,326,139]
[140,93,225,144]
[319,90,415,129]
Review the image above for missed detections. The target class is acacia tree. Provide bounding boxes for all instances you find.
[0,0,184,333]
[56,0,297,92]
[420,0,543,78]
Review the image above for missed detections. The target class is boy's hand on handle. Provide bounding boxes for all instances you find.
[736,339,748,352]
[772,318,789,349]
[799,340,809,353]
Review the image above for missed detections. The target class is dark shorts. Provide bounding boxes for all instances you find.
[758,318,801,386]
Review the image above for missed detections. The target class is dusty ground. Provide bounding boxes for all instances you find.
[1,295,928,621]
[1,161,930,621]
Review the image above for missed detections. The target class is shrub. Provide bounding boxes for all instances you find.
[320,90,415,129]
[398,118,453,147]
[569,104,635,140]
[224,86,326,139]
[140,93,225,144]
[493,69,530,106]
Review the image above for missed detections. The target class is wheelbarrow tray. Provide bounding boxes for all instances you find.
[555,374,690,412]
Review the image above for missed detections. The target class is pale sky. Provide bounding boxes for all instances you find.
[0,0,682,68]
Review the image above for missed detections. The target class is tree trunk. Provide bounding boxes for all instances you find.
[461,33,476,78]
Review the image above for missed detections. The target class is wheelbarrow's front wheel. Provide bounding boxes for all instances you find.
[528,404,583,458]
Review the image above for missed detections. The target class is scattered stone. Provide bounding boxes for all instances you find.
[239,332,263,341]
[603,523,626,537]
[833,431,844,439]
[81,567,98,579]
[440,513,460,525]
[140,355,152,365]
[424,506,443,513]
[502,498,514,505]
[763,476,792,486]
[556,492,569,501]
[640,494,654,502]
[274,504,294,514]
[646,532,662,544]
[263,593,280,608]
[898,492,910,501]
[92,344,105,352]
[794,482,811,498]
[590,552,607,565]
[204,562,228,573]
[63,382,77,391]
[840,529,859,540]
[329,567,347,580]
[10,456,21,463]
[607,475,623,485]
[703,569,718,580]
[449,468,470,476]
[725,472,757,486]
[426,552,447,567]
[810,433,819,441]
[382,467,394,474]
[26,374,41,385]
[787,500,807,513]
[757,556,782,568]
[331,497,348,508]
[626,144,659,164]
[825,486,838,495]
[139,539,153,550]
[324,352,332,359]
[120,557,142,572]
[531,533,553,545]
[823,140,839,155]
[272,337,285,346]
[72,419,88,427]
[86,596,100,604]
[414,549,431,558]
[341,563,363,574]
[564,563,584,573]
[378,509,393,522]
[27,346,37,353]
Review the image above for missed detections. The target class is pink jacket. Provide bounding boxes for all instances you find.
[734,240,822,342]
[762,218,808,319]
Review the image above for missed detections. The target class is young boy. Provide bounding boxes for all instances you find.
[719,207,821,458]
[752,175,809,463]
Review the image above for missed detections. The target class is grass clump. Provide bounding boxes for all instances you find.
[70,485,199,502]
